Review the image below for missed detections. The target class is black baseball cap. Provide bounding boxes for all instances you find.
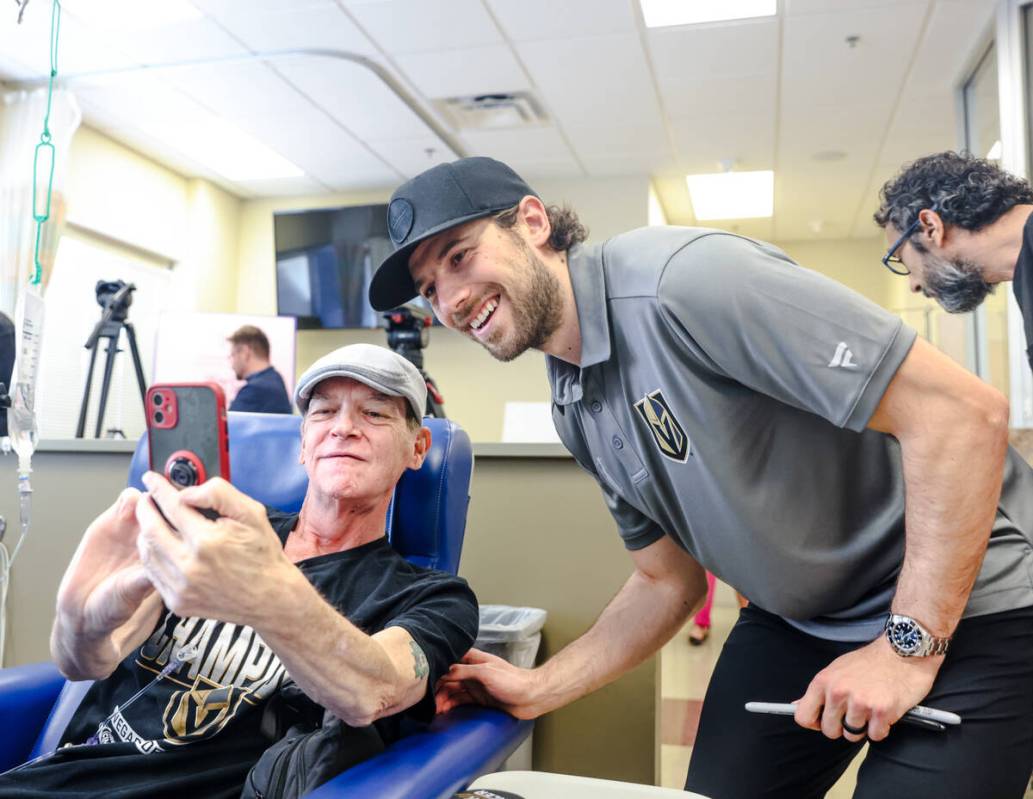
[368,157,538,312]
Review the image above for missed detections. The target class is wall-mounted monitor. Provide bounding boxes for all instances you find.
[274,204,437,329]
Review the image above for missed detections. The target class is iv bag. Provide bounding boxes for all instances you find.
[8,285,45,472]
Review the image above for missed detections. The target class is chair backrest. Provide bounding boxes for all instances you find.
[30,412,474,759]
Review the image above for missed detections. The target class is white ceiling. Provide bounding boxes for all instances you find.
[0,0,998,241]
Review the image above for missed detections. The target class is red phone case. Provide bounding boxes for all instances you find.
[145,383,230,486]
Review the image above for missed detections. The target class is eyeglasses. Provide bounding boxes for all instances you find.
[882,204,938,276]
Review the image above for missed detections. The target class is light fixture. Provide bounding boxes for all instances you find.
[987,140,1003,160]
[640,0,776,28]
[144,115,305,182]
[686,170,774,220]
[61,0,203,30]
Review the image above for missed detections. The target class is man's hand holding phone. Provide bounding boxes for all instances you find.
[135,473,294,627]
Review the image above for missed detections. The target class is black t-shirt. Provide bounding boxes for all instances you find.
[229,367,292,414]
[1012,212,1033,374]
[0,510,478,799]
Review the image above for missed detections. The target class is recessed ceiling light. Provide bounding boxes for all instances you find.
[640,0,776,28]
[813,150,847,162]
[686,170,774,220]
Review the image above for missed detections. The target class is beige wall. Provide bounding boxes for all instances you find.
[64,126,241,315]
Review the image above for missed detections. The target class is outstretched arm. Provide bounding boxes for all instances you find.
[436,533,707,719]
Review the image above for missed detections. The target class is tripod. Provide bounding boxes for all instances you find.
[75,283,147,439]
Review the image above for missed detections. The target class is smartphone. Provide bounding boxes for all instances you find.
[745,701,961,733]
[145,383,230,488]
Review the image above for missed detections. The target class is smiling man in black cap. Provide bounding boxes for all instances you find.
[369,156,1033,798]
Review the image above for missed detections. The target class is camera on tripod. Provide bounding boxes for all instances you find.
[383,305,446,419]
[384,304,431,371]
[76,279,148,439]
[94,280,135,324]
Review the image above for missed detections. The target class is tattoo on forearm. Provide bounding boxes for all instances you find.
[410,640,429,679]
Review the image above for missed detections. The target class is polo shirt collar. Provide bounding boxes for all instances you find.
[547,244,611,406]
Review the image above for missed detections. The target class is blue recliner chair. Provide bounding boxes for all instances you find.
[0,413,531,797]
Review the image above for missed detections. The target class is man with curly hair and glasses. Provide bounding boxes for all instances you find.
[875,151,1033,369]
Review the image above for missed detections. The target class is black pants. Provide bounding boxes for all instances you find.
[685,604,1033,799]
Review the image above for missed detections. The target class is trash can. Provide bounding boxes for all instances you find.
[475,605,547,771]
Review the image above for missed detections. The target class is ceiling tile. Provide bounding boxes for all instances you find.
[905,0,996,93]
[192,0,331,16]
[234,175,329,196]
[1,9,138,78]
[340,0,502,54]
[777,101,889,166]
[202,2,378,55]
[658,73,778,122]
[233,112,397,188]
[581,152,678,177]
[275,57,443,143]
[162,62,316,124]
[108,17,248,64]
[366,137,454,178]
[564,121,670,159]
[879,92,959,166]
[781,4,927,112]
[648,17,778,81]
[486,0,635,42]
[671,114,775,173]
[395,45,530,98]
[462,125,576,161]
[517,34,661,125]
[784,0,923,15]
[461,126,583,177]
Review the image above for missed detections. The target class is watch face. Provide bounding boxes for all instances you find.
[888,619,922,655]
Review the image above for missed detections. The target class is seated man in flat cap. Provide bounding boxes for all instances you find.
[0,344,477,799]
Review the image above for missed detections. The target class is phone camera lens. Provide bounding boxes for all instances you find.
[152,393,164,407]
[168,458,199,487]
[154,410,165,425]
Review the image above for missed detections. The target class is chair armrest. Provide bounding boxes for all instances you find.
[0,663,66,771]
[306,707,533,799]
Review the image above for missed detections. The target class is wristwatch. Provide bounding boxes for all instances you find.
[884,614,951,657]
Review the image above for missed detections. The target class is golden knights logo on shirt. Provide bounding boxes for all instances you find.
[633,389,690,463]
[105,613,290,752]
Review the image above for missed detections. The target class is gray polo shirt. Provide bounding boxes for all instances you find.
[549,226,1033,641]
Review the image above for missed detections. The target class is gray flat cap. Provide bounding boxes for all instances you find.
[294,343,426,420]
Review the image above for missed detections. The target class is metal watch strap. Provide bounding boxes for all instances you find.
[885,614,952,657]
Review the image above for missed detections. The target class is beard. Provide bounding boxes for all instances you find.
[923,254,995,314]
[474,241,564,362]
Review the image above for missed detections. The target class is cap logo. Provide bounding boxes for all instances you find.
[388,198,415,245]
